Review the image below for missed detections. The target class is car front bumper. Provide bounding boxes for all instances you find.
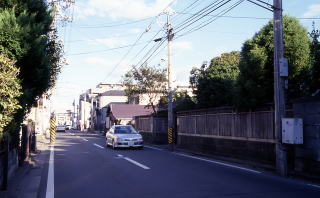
[114,141,143,148]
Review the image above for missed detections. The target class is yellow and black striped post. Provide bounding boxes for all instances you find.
[50,116,56,143]
[168,127,173,144]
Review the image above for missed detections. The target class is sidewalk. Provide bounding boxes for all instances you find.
[0,134,50,198]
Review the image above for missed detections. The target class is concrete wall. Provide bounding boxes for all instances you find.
[178,135,275,165]
[293,97,320,175]
[0,149,19,189]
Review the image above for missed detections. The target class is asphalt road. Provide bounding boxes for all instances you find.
[43,130,320,198]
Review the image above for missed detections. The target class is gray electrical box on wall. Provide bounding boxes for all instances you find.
[282,118,303,144]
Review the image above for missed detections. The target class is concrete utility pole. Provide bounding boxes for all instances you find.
[84,92,86,130]
[166,13,175,151]
[273,0,287,176]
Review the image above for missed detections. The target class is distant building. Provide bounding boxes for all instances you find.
[25,94,52,135]
[77,82,193,131]
[106,103,153,127]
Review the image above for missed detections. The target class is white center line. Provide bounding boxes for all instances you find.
[144,145,163,151]
[82,138,89,141]
[174,152,261,174]
[117,154,123,157]
[45,145,54,198]
[93,143,104,149]
[123,157,150,170]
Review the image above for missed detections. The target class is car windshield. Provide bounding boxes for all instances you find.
[114,126,137,134]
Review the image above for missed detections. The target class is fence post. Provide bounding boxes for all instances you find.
[30,123,36,152]
[19,124,29,166]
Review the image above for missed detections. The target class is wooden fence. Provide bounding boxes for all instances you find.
[134,115,168,144]
[135,116,167,134]
[177,107,277,143]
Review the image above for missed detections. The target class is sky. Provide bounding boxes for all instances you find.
[50,0,320,113]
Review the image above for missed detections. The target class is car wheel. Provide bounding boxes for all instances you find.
[106,140,109,147]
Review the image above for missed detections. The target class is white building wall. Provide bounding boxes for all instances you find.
[99,95,127,108]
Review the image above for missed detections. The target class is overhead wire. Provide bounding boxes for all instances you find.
[74,16,154,28]
[100,0,178,82]
[174,0,230,33]
[175,0,245,38]
[67,40,151,56]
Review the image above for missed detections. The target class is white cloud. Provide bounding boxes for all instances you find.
[302,4,320,17]
[77,0,173,19]
[130,28,142,34]
[173,41,192,51]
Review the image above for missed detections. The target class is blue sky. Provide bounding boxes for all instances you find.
[51,0,320,113]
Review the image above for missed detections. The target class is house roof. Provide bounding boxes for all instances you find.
[100,90,125,96]
[110,104,153,119]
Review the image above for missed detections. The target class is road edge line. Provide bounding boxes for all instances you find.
[45,144,54,198]
[174,152,261,174]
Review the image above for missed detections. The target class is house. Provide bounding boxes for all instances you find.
[106,103,154,128]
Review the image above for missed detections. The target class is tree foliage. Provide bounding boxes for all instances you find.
[158,90,196,112]
[0,0,63,146]
[236,15,310,107]
[190,51,240,108]
[309,22,320,94]
[122,65,167,114]
[0,55,22,141]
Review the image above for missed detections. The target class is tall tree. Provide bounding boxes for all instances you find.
[0,0,63,146]
[309,22,320,94]
[236,15,310,107]
[122,64,167,114]
[191,51,240,108]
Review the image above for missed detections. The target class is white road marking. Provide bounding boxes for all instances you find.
[123,157,150,170]
[144,145,163,151]
[93,143,104,149]
[45,145,54,198]
[174,152,261,174]
[82,138,89,141]
[308,184,320,189]
[117,154,123,157]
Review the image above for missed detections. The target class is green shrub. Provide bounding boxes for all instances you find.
[0,54,22,141]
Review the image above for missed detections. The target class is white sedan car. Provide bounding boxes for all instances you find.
[106,125,143,149]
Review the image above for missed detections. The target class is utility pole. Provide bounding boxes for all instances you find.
[166,13,174,151]
[84,92,86,130]
[273,0,287,177]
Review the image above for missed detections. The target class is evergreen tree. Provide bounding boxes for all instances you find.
[236,15,310,107]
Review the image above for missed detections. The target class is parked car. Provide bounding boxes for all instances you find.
[65,125,71,130]
[106,125,143,149]
[56,125,66,132]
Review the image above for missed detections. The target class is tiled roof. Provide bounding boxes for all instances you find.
[110,104,153,119]
[100,90,125,96]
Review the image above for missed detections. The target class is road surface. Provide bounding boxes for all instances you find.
[39,130,320,198]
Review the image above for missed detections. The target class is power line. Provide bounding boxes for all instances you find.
[67,41,150,56]
[247,0,273,11]
[74,16,154,28]
[175,0,231,33]
[175,0,245,38]
[171,0,203,23]
[100,0,178,82]
[175,12,320,20]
